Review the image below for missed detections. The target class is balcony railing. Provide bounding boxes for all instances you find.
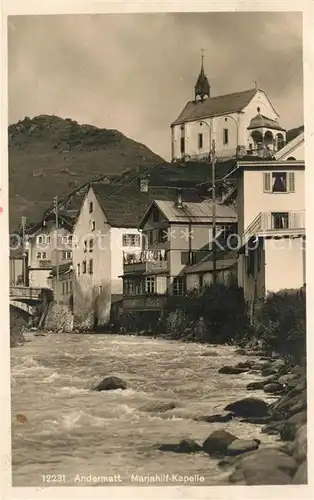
[123,250,168,274]
[242,210,305,246]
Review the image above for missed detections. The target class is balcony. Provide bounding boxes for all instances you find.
[242,210,305,246]
[123,250,168,274]
[122,294,167,311]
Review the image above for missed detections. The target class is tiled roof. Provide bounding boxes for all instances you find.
[92,183,202,228]
[152,199,237,224]
[171,88,257,126]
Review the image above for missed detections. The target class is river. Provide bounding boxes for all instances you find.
[11,333,277,487]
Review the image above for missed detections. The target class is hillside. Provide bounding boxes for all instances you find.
[9,115,165,231]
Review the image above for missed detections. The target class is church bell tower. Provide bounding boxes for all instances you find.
[194,51,210,101]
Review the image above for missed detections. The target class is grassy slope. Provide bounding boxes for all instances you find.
[9,115,164,231]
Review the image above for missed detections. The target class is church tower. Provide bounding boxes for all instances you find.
[194,52,210,101]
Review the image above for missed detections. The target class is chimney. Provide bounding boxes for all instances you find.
[176,189,183,208]
[139,175,149,193]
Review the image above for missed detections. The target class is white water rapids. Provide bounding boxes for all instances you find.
[11,333,278,486]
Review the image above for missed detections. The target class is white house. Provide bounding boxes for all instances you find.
[236,157,305,307]
[71,180,202,328]
[26,214,73,289]
[171,57,286,162]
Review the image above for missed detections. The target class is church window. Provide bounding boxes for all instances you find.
[198,133,203,149]
[180,137,185,154]
[223,129,229,145]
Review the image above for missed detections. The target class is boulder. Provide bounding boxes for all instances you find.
[246,381,265,390]
[194,412,233,423]
[93,376,127,391]
[263,382,285,394]
[203,430,238,456]
[292,460,307,484]
[280,422,299,442]
[291,365,304,375]
[293,424,307,464]
[140,401,176,413]
[287,410,307,426]
[262,421,284,435]
[240,416,272,424]
[235,348,246,355]
[158,438,202,454]
[218,366,250,375]
[278,373,300,386]
[236,361,253,369]
[229,448,297,485]
[226,439,259,456]
[224,397,269,418]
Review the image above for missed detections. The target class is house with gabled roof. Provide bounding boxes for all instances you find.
[71,178,202,328]
[171,56,286,163]
[274,131,304,161]
[122,195,237,312]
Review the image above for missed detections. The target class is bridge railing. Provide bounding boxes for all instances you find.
[10,286,43,300]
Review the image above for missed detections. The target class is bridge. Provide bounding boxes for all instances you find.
[10,286,44,316]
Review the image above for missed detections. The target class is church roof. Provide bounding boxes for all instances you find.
[247,113,285,131]
[171,88,258,126]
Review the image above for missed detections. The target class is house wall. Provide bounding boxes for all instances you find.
[51,274,73,306]
[171,90,281,161]
[265,237,305,293]
[110,227,142,297]
[72,187,111,329]
[241,244,266,302]
[10,258,23,285]
[237,165,304,234]
[277,141,304,161]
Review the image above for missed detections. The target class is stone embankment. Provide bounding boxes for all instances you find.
[152,347,307,485]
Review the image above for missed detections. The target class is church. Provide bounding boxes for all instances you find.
[171,55,286,162]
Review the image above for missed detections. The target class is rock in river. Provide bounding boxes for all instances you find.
[203,430,238,456]
[93,376,127,391]
[218,366,250,375]
[158,438,202,454]
[226,438,260,456]
[224,397,269,418]
[263,382,285,394]
[194,412,233,423]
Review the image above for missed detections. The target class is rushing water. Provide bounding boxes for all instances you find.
[11,333,278,487]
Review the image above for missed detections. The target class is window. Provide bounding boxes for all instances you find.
[99,285,103,294]
[223,129,229,145]
[91,221,96,231]
[47,236,51,244]
[42,252,47,259]
[122,234,141,247]
[145,276,156,294]
[158,228,168,243]
[36,252,41,259]
[61,251,71,260]
[82,260,87,274]
[181,251,196,265]
[153,207,160,222]
[89,202,93,213]
[264,172,294,193]
[198,133,203,149]
[69,281,73,293]
[89,239,94,252]
[180,137,185,154]
[249,143,253,151]
[84,240,87,252]
[65,281,69,295]
[62,282,65,295]
[88,259,93,274]
[147,231,154,245]
[124,279,134,295]
[68,235,73,244]
[62,251,67,260]
[199,274,204,289]
[37,236,43,244]
[271,212,289,230]
[77,263,80,276]
[173,277,185,296]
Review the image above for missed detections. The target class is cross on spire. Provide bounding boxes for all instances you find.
[201,48,205,67]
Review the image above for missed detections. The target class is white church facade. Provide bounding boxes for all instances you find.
[171,56,286,162]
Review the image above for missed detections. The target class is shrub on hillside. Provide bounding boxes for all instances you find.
[253,288,306,365]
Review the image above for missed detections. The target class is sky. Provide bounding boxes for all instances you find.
[8,12,303,160]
